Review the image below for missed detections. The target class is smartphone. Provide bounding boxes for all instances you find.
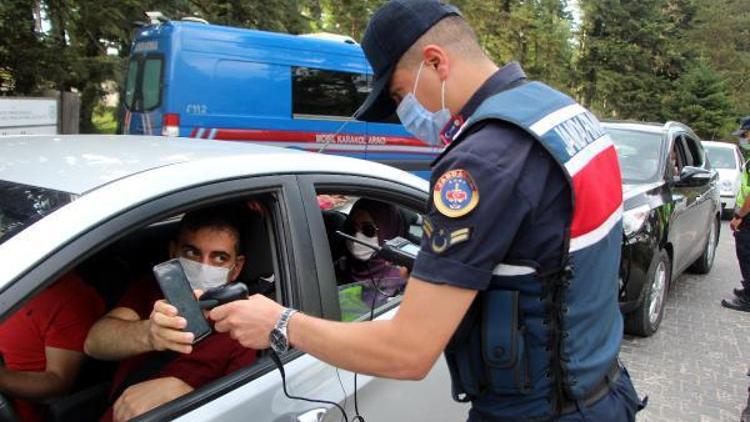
[153,259,212,344]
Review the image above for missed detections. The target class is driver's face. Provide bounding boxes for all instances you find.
[171,227,245,282]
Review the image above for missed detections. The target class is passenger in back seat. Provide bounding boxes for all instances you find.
[0,272,105,422]
[338,199,408,308]
[83,206,257,422]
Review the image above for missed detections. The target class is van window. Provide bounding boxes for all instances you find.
[292,67,368,119]
[142,57,163,110]
[124,60,138,110]
[124,54,164,112]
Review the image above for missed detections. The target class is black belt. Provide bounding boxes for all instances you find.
[558,359,621,414]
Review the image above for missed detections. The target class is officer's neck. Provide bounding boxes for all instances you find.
[448,59,500,115]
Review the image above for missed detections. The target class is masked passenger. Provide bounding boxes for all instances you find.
[84,206,256,422]
[339,199,407,309]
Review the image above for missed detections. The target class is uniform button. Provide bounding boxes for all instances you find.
[493,347,505,358]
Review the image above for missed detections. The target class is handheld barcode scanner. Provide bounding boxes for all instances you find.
[335,231,419,270]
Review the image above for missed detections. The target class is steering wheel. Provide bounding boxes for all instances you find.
[0,393,18,422]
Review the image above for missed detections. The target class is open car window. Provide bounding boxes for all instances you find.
[316,192,423,322]
[0,192,286,421]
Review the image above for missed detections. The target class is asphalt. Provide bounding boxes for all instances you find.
[621,221,750,421]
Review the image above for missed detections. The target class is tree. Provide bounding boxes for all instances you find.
[0,0,49,94]
[662,61,735,140]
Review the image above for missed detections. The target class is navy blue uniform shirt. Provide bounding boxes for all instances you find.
[412,63,572,291]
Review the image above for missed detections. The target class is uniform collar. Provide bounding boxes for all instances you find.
[434,63,528,165]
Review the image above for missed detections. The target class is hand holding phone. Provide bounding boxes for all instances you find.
[153,259,212,345]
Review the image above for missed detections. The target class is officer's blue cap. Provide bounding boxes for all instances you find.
[732,116,750,137]
[356,0,461,122]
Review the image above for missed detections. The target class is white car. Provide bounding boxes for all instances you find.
[702,140,745,218]
[0,135,468,422]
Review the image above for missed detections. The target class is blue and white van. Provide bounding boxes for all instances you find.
[123,17,439,177]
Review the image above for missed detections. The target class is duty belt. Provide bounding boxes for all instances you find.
[558,359,621,414]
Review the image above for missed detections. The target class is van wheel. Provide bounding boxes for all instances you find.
[689,216,719,274]
[625,250,670,337]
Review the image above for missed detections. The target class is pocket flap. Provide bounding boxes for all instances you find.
[481,290,519,368]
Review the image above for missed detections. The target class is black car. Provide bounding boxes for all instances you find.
[606,121,721,337]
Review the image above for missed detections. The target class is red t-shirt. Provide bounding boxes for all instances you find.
[0,273,105,422]
[101,277,256,422]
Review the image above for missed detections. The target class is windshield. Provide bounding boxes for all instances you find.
[608,128,664,184]
[0,181,76,246]
[704,145,737,169]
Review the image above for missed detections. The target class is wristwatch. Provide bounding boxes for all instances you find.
[269,308,298,353]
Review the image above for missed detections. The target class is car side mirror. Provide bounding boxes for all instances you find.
[674,166,711,187]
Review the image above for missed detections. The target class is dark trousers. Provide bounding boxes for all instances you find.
[735,225,750,289]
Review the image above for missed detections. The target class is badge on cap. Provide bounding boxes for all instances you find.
[433,169,479,218]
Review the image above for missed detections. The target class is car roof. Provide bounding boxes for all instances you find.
[602,121,665,134]
[702,140,737,149]
[0,135,426,194]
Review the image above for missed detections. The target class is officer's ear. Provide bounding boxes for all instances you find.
[421,44,451,82]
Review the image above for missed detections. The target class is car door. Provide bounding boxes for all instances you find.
[669,133,711,273]
[0,173,376,422]
[668,133,699,273]
[291,173,470,422]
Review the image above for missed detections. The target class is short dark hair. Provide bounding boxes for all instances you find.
[177,206,244,254]
[397,16,486,69]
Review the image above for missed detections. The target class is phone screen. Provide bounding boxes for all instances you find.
[153,259,212,344]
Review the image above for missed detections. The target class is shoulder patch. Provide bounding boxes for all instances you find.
[433,169,479,218]
[431,227,473,254]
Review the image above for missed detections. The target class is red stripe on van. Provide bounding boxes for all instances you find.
[209,129,425,147]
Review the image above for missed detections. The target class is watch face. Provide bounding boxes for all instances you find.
[270,328,288,352]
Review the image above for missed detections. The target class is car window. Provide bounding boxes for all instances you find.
[608,128,664,183]
[3,193,285,421]
[683,135,704,167]
[704,145,737,169]
[675,135,692,169]
[0,180,76,246]
[142,57,163,111]
[316,192,421,322]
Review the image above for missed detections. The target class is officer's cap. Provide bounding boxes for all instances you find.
[356,0,461,122]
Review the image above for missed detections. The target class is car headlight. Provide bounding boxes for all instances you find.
[623,204,651,237]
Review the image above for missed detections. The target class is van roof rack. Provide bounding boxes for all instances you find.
[144,11,169,25]
[298,32,358,45]
[181,16,209,24]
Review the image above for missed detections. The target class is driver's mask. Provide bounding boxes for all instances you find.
[178,257,232,290]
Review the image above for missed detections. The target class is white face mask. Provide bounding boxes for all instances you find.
[396,61,452,146]
[178,257,232,290]
[347,231,378,261]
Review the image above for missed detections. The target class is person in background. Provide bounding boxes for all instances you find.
[723,116,750,312]
[0,272,105,422]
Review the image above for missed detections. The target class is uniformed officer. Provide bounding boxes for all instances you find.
[723,116,750,312]
[209,1,645,420]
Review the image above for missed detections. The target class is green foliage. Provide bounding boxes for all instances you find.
[662,61,735,139]
[2,0,748,139]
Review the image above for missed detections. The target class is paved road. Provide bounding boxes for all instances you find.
[621,221,750,421]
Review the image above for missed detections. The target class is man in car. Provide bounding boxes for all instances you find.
[0,272,105,422]
[724,116,750,312]
[84,207,256,422]
[207,1,644,420]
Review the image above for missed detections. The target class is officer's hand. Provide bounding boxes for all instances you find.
[731,216,743,232]
[399,266,410,280]
[147,300,194,354]
[210,294,285,349]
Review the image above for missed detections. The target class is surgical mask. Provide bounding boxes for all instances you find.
[396,61,452,146]
[347,231,378,261]
[178,257,232,290]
